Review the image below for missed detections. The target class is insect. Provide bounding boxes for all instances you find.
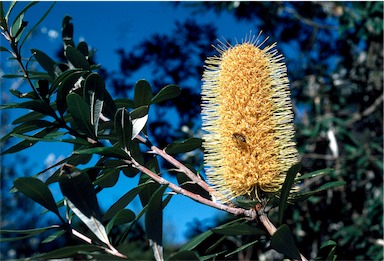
[232,132,248,150]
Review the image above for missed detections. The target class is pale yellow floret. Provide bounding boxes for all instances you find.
[201,33,298,202]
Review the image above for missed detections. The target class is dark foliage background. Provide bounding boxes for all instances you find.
[1,2,382,260]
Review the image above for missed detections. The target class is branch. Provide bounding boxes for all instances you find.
[136,135,214,194]
[126,156,256,219]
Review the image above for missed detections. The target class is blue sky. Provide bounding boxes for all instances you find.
[1,1,260,245]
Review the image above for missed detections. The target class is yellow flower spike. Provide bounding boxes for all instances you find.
[201,33,298,202]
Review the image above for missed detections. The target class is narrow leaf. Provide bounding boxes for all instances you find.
[114,108,132,153]
[165,137,202,155]
[271,224,301,260]
[41,229,66,244]
[0,100,56,117]
[146,185,168,261]
[225,239,258,258]
[56,70,84,115]
[14,177,61,218]
[278,163,301,225]
[19,2,55,50]
[151,84,181,104]
[75,146,128,159]
[59,164,110,245]
[105,209,135,234]
[28,245,101,260]
[180,229,214,251]
[130,105,148,139]
[65,45,90,70]
[31,49,61,79]
[102,181,150,221]
[84,73,104,136]
[212,223,265,236]
[66,93,95,139]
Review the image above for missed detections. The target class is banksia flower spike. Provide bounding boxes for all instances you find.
[201,33,298,202]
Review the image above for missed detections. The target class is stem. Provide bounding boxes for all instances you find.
[136,135,214,194]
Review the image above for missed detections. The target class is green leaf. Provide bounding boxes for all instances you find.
[75,146,128,159]
[19,2,55,50]
[168,250,199,260]
[318,240,337,261]
[10,11,24,40]
[83,73,104,136]
[56,70,84,115]
[94,167,120,188]
[225,239,258,258]
[0,119,52,143]
[5,1,17,21]
[105,209,135,234]
[77,41,89,57]
[134,79,153,108]
[115,98,135,109]
[139,158,160,207]
[289,180,346,203]
[103,181,150,221]
[176,172,210,200]
[28,245,101,260]
[66,93,95,139]
[235,197,261,209]
[114,108,132,153]
[31,49,61,79]
[295,168,334,181]
[130,105,148,139]
[212,223,265,236]
[165,137,202,154]
[41,229,66,244]
[12,111,45,124]
[179,229,214,251]
[0,100,56,117]
[14,177,61,218]
[65,45,90,70]
[101,89,117,121]
[278,163,301,225]
[270,224,301,260]
[0,225,60,242]
[1,126,58,155]
[59,164,110,245]
[0,46,11,53]
[145,185,168,261]
[151,84,181,104]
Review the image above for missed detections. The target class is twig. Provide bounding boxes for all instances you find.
[136,135,214,194]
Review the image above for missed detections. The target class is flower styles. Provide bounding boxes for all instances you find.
[201,33,298,202]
